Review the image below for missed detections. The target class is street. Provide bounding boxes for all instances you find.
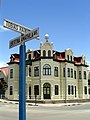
[0,101,90,120]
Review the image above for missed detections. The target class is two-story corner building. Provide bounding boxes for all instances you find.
[6,34,89,102]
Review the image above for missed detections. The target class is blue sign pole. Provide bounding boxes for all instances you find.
[19,42,26,120]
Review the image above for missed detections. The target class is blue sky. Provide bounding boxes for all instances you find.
[0,0,90,68]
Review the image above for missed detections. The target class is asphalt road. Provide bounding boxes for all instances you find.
[0,102,90,120]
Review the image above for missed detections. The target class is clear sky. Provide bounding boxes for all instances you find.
[0,0,90,68]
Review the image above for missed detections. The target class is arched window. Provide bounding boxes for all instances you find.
[67,55,69,61]
[43,50,46,57]
[48,50,51,57]
[43,64,51,75]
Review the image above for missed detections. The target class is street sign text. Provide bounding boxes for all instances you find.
[9,28,39,48]
[4,19,32,34]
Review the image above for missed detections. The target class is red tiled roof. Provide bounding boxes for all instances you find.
[74,56,82,64]
[0,67,8,77]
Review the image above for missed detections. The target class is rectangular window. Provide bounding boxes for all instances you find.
[89,88,90,95]
[74,70,76,79]
[34,66,39,77]
[10,69,13,78]
[79,71,82,79]
[29,67,31,76]
[71,69,73,78]
[34,85,39,95]
[68,85,70,95]
[71,86,74,95]
[84,86,87,94]
[55,85,59,95]
[84,71,86,79]
[68,68,70,77]
[75,86,76,97]
[54,67,58,77]
[10,86,13,95]
[63,68,65,77]
[88,80,90,85]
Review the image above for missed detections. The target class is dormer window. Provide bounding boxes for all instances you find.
[28,54,31,60]
[43,50,46,57]
[84,60,85,64]
[53,54,57,59]
[71,56,72,61]
[48,50,51,57]
[67,55,69,61]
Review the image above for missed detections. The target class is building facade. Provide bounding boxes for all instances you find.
[6,35,90,102]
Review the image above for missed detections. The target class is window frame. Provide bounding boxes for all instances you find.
[54,67,58,77]
[43,64,51,75]
[55,85,59,95]
[34,85,39,95]
[29,67,31,76]
[68,85,70,95]
[48,50,51,57]
[67,55,69,61]
[74,70,76,79]
[43,50,46,57]
[84,86,87,94]
[79,71,82,79]
[84,71,86,79]
[10,68,14,79]
[9,86,13,95]
[63,67,65,77]
[34,66,39,77]
[71,68,73,78]
[68,68,70,77]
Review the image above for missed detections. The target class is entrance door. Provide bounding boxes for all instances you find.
[43,83,51,99]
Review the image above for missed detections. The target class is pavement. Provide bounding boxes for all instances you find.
[0,98,88,107]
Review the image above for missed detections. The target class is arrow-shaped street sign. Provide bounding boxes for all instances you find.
[9,27,39,48]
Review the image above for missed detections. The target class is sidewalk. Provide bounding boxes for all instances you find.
[1,98,89,107]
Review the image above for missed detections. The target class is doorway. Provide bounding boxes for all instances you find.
[43,83,51,99]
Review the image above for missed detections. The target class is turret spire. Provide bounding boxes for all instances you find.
[45,34,49,42]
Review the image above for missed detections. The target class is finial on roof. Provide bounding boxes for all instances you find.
[45,34,49,42]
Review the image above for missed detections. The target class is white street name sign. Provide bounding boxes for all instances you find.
[9,28,39,48]
[4,19,32,34]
